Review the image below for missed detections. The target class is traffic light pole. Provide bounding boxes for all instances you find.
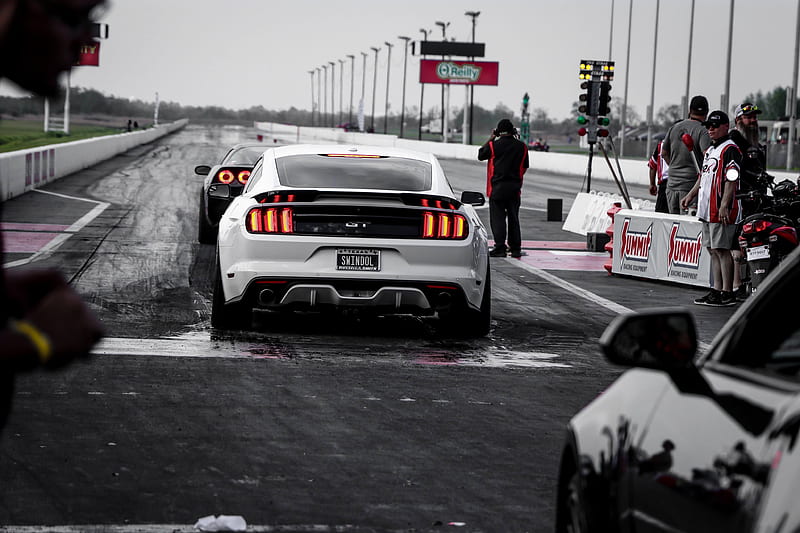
[576,60,614,194]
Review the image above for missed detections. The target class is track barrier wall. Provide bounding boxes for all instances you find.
[0,119,188,202]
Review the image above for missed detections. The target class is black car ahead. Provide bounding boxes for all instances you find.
[556,247,800,533]
[194,142,266,244]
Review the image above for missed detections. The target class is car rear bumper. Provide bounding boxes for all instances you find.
[218,231,487,312]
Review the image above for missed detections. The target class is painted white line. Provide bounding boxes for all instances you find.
[0,525,369,533]
[33,189,110,233]
[509,258,632,315]
[4,190,110,268]
[93,337,574,369]
[507,258,712,353]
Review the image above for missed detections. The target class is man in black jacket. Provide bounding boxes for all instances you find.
[477,118,529,258]
[729,102,768,301]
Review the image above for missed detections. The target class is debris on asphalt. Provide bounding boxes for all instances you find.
[193,514,247,531]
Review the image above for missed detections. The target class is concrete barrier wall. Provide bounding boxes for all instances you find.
[254,121,799,186]
[0,119,188,202]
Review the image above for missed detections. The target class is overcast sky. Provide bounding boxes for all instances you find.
[3,0,799,123]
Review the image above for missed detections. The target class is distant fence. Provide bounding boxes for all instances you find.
[254,122,799,187]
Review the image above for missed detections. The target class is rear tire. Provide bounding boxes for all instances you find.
[211,258,251,330]
[198,196,217,245]
[439,267,491,337]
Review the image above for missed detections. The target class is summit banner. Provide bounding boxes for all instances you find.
[610,209,711,288]
[419,59,499,86]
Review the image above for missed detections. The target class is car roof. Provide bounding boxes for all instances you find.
[230,142,269,150]
[266,144,438,163]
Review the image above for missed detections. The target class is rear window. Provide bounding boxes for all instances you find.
[275,154,432,191]
[223,147,264,166]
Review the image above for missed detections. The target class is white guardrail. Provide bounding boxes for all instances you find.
[0,119,188,202]
[255,121,800,287]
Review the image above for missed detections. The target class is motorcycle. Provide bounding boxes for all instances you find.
[737,172,800,293]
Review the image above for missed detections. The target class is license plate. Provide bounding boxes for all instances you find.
[747,245,770,261]
[336,248,381,271]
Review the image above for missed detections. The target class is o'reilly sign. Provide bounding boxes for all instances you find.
[420,59,499,86]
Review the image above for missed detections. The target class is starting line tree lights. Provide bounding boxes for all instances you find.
[576,60,614,144]
[520,92,530,144]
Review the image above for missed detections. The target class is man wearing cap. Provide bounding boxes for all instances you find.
[681,110,743,307]
[478,118,529,258]
[730,102,767,300]
[730,102,767,210]
[662,95,712,215]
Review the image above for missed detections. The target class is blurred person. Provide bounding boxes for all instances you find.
[478,118,529,258]
[647,139,669,213]
[729,102,767,300]
[662,95,711,215]
[0,0,106,430]
[681,111,742,307]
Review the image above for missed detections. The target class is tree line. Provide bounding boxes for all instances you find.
[0,85,792,139]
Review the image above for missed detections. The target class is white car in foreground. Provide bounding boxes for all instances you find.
[211,144,491,335]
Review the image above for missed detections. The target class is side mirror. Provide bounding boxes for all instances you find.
[460,191,485,206]
[208,184,231,199]
[195,165,211,176]
[600,308,698,370]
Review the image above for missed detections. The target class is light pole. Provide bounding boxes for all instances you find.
[620,0,632,156]
[308,69,315,126]
[608,0,615,60]
[435,21,450,143]
[347,54,355,126]
[370,46,380,132]
[722,0,734,113]
[360,51,368,131]
[646,0,659,159]
[322,64,328,127]
[398,36,411,139]
[328,61,335,127]
[316,67,322,129]
[419,28,430,140]
[465,11,480,145]
[384,41,393,134]
[684,0,696,116]
[338,59,344,126]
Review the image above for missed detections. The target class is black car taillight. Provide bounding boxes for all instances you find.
[246,207,294,234]
[215,168,251,185]
[422,211,468,239]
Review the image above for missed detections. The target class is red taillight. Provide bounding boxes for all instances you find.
[246,207,294,233]
[415,197,456,209]
[237,170,250,184]
[742,220,770,234]
[422,211,467,239]
[259,193,297,204]
[217,170,235,184]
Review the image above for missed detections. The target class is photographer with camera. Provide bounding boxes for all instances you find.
[477,118,529,258]
[0,0,106,431]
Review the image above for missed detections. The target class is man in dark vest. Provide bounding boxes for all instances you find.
[477,118,529,258]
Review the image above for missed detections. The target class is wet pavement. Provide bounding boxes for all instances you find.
[0,125,740,532]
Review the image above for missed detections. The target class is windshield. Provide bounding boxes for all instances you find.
[275,154,432,191]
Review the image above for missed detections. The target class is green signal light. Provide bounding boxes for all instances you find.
[598,117,610,126]
[577,116,588,125]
